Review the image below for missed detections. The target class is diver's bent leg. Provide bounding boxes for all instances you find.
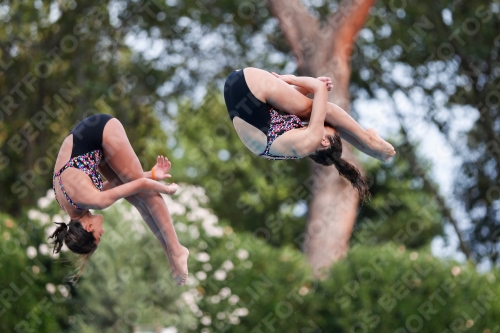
[99,161,171,257]
[101,119,189,285]
[325,102,395,161]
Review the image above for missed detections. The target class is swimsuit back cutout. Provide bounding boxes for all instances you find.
[258,108,304,160]
[53,150,104,210]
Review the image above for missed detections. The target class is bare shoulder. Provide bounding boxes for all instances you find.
[54,134,73,172]
[232,117,267,155]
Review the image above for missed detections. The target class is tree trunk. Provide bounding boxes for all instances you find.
[268,0,376,277]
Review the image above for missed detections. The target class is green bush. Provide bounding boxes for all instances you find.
[3,187,499,333]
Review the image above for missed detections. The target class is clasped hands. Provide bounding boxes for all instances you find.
[272,72,333,91]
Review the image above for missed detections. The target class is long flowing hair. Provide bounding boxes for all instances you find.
[308,131,371,201]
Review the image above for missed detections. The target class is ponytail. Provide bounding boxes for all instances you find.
[49,222,70,254]
[48,220,97,283]
[308,132,371,202]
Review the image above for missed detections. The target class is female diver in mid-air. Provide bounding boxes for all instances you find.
[224,68,396,200]
[49,114,189,285]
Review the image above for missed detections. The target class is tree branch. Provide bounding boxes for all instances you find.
[267,0,319,66]
[329,0,377,59]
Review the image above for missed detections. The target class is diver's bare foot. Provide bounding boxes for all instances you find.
[366,128,396,162]
[167,246,189,286]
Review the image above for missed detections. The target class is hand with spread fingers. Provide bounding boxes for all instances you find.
[152,155,172,181]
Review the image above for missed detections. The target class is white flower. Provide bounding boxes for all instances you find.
[175,222,188,232]
[26,246,37,259]
[29,209,50,224]
[189,225,200,239]
[181,291,201,315]
[38,197,51,209]
[233,308,249,317]
[28,209,38,220]
[214,270,227,281]
[39,244,49,255]
[221,260,234,271]
[228,295,239,305]
[196,252,210,262]
[219,287,231,299]
[186,276,199,287]
[237,249,249,260]
[195,271,207,281]
[51,214,63,224]
[57,285,69,298]
[200,316,211,326]
[46,283,56,294]
[45,189,55,201]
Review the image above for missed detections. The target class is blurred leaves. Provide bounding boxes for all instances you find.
[2,189,499,332]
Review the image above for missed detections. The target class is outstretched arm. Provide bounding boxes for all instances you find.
[102,155,172,191]
[84,178,177,210]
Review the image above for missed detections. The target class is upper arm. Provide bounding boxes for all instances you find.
[77,189,117,210]
[290,84,328,157]
[292,85,312,96]
[306,84,328,133]
[291,129,323,157]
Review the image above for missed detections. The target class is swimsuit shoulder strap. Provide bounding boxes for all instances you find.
[53,158,84,210]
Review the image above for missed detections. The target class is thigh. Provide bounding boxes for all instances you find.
[98,159,124,188]
[101,118,144,183]
[243,67,313,119]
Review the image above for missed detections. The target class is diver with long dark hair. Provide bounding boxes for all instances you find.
[224,68,396,200]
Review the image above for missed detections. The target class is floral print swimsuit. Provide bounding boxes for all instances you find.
[53,150,104,210]
[224,70,305,161]
[258,108,305,160]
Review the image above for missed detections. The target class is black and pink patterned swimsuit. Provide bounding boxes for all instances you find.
[53,151,104,210]
[53,114,113,210]
[224,69,305,160]
[258,108,304,160]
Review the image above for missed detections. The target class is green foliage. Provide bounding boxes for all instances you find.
[355,146,443,248]
[0,0,168,215]
[1,0,496,331]
[0,209,71,332]
[4,185,500,332]
[349,0,500,263]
